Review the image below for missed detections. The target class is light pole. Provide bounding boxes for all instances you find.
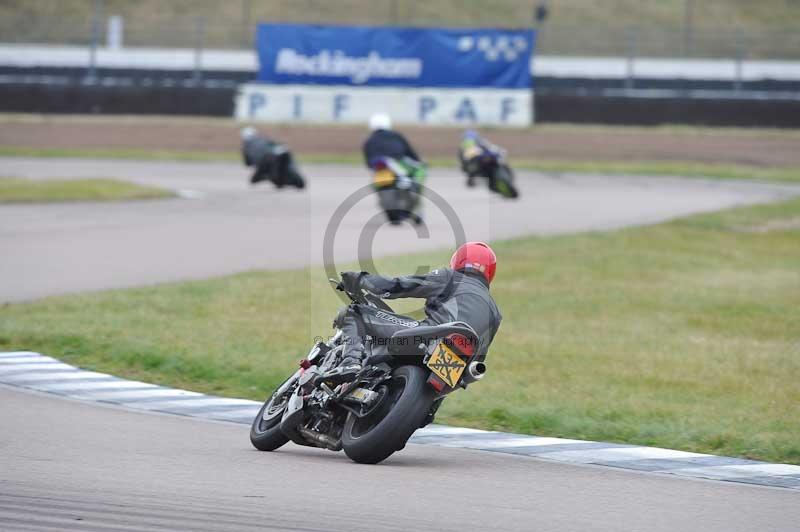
[532,3,549,126]
[683,0,694,58]
[86,0,103,83]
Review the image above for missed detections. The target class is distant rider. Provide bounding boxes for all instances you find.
[458,129,504,189]
[362,113,422,168]
[241,127,300,188]
[332,242,502,379]
[362,113,426,223]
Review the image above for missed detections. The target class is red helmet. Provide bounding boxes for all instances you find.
[450,242,497,284]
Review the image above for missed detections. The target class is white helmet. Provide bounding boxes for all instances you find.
[240,126,258,141]
[368,113,392,131]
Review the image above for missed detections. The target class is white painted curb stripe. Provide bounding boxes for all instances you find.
[415,426,492,436]
[0,351,42,358]
[1,351,797,491]
[3,370,113,383]
[0,356,61,364]
[426,436,591,449]
[536,447,710,464]
[0,362,74,372]
[35,380,158,392]
[669,463,800,478]
[78,388,205,401]
[125,397,259,410]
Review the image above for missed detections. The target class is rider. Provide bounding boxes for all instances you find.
[362,113,422,168]
[458,129,503,188]
[362,113,426,223]
[240,126,292,187]
[332,242,502,378]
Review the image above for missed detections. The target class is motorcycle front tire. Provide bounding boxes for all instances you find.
[341,365,434,464]
[250,383,293,451]
[288,169,306,189]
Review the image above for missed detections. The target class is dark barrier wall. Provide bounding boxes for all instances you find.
[0,82,235,116]
[536,92,800,127]
[1,82,799,127]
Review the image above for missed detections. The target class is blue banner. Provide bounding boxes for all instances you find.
[256,23,535,89]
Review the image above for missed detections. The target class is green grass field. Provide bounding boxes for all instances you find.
[2,0,798,57]
[2,197,798,463]
[0,177,173,203]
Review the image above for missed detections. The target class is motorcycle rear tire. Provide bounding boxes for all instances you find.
[342,365,434,464]
[386,209,407,224]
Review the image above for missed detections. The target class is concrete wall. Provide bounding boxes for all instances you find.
[233,84,532,127]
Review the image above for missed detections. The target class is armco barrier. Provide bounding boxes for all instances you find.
[1,82,799,127]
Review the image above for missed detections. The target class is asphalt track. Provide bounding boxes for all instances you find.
[3,158,800,531]
[2,384,799,532]
[2,157,800,302]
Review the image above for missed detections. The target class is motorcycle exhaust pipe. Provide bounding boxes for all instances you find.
[466,361,486,381]
[299,427,342,451]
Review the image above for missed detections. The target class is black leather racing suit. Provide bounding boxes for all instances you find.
[459,137,504,190]
[338,268,502,362]
[242,135,290,185]
[362,129,421,168]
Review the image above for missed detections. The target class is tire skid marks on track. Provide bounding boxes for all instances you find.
[2,351,799,490]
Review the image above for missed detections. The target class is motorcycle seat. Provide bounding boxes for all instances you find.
[387,321,479,356]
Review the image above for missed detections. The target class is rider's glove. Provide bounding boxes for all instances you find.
[340,271,367,294]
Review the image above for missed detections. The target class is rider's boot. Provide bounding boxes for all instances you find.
[314,350,365,386]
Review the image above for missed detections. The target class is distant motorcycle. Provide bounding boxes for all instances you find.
[369,156,426,224]
[459,142,519,199]
[250,275,487,464]
[253,145,306,189]
[241,127,306,190]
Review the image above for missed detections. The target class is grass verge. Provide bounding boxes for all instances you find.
[2,198,799,463]
[2,145,800,184]
[0,177,173,203]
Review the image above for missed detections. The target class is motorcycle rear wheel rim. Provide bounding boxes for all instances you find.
[348,376,406,439]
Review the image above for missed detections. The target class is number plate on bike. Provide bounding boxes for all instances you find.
[426,342,467,388]
[374,169,396,187]
[462,146,482,159]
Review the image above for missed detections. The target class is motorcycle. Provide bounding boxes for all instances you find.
[369,156,426,225]
[460,144,519,199]
[250,275,487,464]
[252,144,306,189]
